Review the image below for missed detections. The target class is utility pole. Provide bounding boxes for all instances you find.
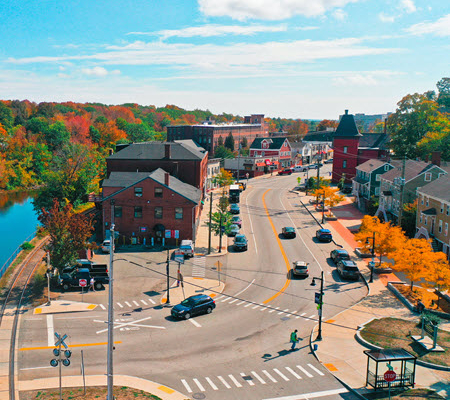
[107,199,115,400]
[208,191,213,254]
[397,156,406,227]
[310,271,324,341]
[165,248,170,304]
[321,193,326,224]
[218,212,223,253]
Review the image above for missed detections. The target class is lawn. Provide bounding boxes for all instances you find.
[360,318,450,366]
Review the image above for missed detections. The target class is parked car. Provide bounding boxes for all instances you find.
[230,204,240,214]
[278,168,292,175]
[231,215,242,228]
[228,224,240,237]
[171,294,216,320]
[101,240,114,253]
[336,260,360,280]
[292,261,309,277]
[309,163,323,169]
[282,227,296,238]
[324,158,333,164]
[330,249,350,264]
[342,185,353,194]
[233,234,248,251]
[316,228,333,243]
[293,165,308,172]
[235,182,246,191]
[179,240,194,258]
[62,260,108,275]
[59,268,109,291]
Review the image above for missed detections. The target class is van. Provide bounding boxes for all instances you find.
[179,240,194,258]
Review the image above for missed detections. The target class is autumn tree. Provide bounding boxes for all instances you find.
[417,113,450,161]
[316,119,338,131]
[355,216,406,265]
[39,200,94,272]
[425,253,450,295]
[311,186,345,213]
[213,168,234,187]
[287,119,308,141]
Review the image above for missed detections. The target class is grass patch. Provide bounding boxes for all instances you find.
[360,317,450,366]
[363,388,446,399]
[20,386,167,400]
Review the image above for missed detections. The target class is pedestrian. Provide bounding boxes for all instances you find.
[89,277,95,292]
[290,329,299,351]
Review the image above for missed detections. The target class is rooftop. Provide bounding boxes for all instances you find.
[417,174,450,201]
[334,110,362,137]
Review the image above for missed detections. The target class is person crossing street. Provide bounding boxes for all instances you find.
[290,329,299,351]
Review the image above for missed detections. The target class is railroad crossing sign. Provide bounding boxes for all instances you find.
[54,332,68,349]
[79,279,87,287]
[51,332,71,368]
[384,370,396,382]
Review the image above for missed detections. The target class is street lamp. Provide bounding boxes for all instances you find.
[310,270,324,341]
[246,172,249,187]
[366,231,376,283]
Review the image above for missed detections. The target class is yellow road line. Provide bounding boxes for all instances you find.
[262,189,291,304]
[158,386,175,394]
[20,341,122,351]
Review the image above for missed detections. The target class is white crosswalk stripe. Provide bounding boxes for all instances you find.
[205,377,218,390]
[309,314,316,320]
[133,301,139,306]
[192,256,206,278]
[251,371,266,384]
[252,305,260,309]
[140,300,148,305]
[262,370,277,382]
[236,301,245,305]
[244,303,252,307]
[125,301,132,307]
[193,378,205,391]
[181,379,192,393]
[285,366,302,379]
[228,374,242,388]
[148,298,156,304]
[99,304,106,310]
[273,368,289,381]
[117,303,123,308]
[217,376,231,389]
[308,363,325,376]
[228,298,239,304]
[297,365,313,378]
[241,372,255,385]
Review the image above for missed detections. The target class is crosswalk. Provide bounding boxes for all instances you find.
[216,295,317,320]
[97,298,156,310]
[192,256,206,278]
[180,363,325,393]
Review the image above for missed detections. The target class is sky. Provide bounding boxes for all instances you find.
[0,0,449,119]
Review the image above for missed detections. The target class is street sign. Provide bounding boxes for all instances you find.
[384,370,396,382]
[55,332,68,349]
[174,251,184,264]
[79,279,87,287]
[314,292,322,304]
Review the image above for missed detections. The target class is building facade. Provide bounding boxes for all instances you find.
[167,114,269,155]
[249,137,293,168]
[206,158,221,191]
[102,169,202,246]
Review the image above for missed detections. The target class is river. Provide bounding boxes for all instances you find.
[0,191,40,269]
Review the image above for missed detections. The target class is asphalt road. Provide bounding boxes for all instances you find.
[18,166,366,400]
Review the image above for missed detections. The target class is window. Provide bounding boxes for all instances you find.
[175,207,183,219]
[384,165,389,171]
[343,146,348,154]
[424,216,427,225]
[135,187,143,197]
[445,223,448,236]
[439,220,443,233]
[155,187,163,198]
[134,206,142,218]
[343,160,347,168]
[421,195,424,205]
[447,205,450,216]
[425,173,432,181]
[261,151,265,156]
[441,203,445,213]
[114,206,122,218]
[420,214,423,223]
[376,174,381,181]
[426,197,429,207]
[155,207,163,219]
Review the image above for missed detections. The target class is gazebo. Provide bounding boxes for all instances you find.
[364,348,417,390]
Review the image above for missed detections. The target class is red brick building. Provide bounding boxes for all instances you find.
[106,140,208,193]
[332,110,389,184]
[102,169,202,246]
[167,114,269,155]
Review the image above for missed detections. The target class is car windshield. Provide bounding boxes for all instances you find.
[235,236,245,242]
[285,227,294,232]
[345,266,359,271]
[230,224,238,229]
[181,299,194,306]
[295,265,307,269]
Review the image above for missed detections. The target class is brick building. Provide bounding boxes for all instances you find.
[102,169,202,246]
[106,140,208,193]
[167,114,269,155]
[332,110,389,184]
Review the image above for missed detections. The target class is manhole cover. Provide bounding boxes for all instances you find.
[242,375,253,381]
[280,316,290,321]
[193,393,206,399]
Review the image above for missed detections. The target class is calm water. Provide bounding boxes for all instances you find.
[0,191,40,268]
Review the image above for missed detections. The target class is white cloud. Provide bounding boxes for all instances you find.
[198,0,359,20]
[332,74,378,86]
[400,0,416,14]
[405,14,450,37]
[333,9,347,21]
[378,13,395,23]
[8,38,399,73]
[129,24,288,39]
[80,66,121,77]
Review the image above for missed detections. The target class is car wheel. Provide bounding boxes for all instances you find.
[95,282,103,290]
[62,284,69,291]
[184,312,191,320]
[206,307,212,314]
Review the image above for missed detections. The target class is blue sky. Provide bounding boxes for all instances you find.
[0,0,449,119]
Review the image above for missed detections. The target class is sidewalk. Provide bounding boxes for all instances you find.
[300,193,450,398]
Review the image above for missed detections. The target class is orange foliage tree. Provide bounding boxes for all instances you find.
[317,119,338,131]
[311,186,344,213]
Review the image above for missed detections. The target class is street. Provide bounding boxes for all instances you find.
[18,167,366,400]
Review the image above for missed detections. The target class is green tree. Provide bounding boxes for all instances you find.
[224,132,235,151]
[89,125,101,143]
[436,77,450,107]
[126,123,154,142]
[387,93,438,158]
[214,145,234,159]
[213,168,234,187]
[45,121,71,151]
[217,136,224,147]
[0,102,14,131]
[208,195,233,236]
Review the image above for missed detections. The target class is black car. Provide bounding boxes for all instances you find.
[171,294,216,320]
[230,204,240,214]
[233,234,248,251]
[342,185,353,194]
[282,227,296,238]
[336,260,360,280]
[330,249,350,263]
[316,229,332,242]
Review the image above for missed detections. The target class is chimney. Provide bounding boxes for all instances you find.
[431,151,441,167]
[344,109,348,115]
[165,143,171,159]
[109,148,114,156]
[164,172,170,186]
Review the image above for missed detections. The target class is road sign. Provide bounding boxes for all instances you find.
[79,279,87,287]
[54,332,68,349]
[314,292,322,304]
[174,250,184,264]
[384,370,396,382]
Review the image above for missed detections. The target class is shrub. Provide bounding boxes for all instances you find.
[21,241,34,251]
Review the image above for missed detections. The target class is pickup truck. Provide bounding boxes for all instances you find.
[62,259,108,275]
[59,268,109,291]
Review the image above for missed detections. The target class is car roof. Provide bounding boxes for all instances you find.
[319,229,331,233]
[231,203,239,207]
[284,227,295,231]
[340,260,357,266]
[334,249,349,254]
[235,234,246,238]
[187,294,211,301]
[293,261,308,266]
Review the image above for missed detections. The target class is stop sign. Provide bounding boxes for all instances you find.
[384,370,396,382]
[79,279,87,287]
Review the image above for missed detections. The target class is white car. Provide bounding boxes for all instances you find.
[179,240,194,258]
[293,165,308,172]
[101,240,114,253]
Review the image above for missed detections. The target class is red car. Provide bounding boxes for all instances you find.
[278,169,293,176]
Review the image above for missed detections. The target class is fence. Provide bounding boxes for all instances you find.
[0,231,37,280]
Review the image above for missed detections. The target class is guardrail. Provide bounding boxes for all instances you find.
[0,231,37,279]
